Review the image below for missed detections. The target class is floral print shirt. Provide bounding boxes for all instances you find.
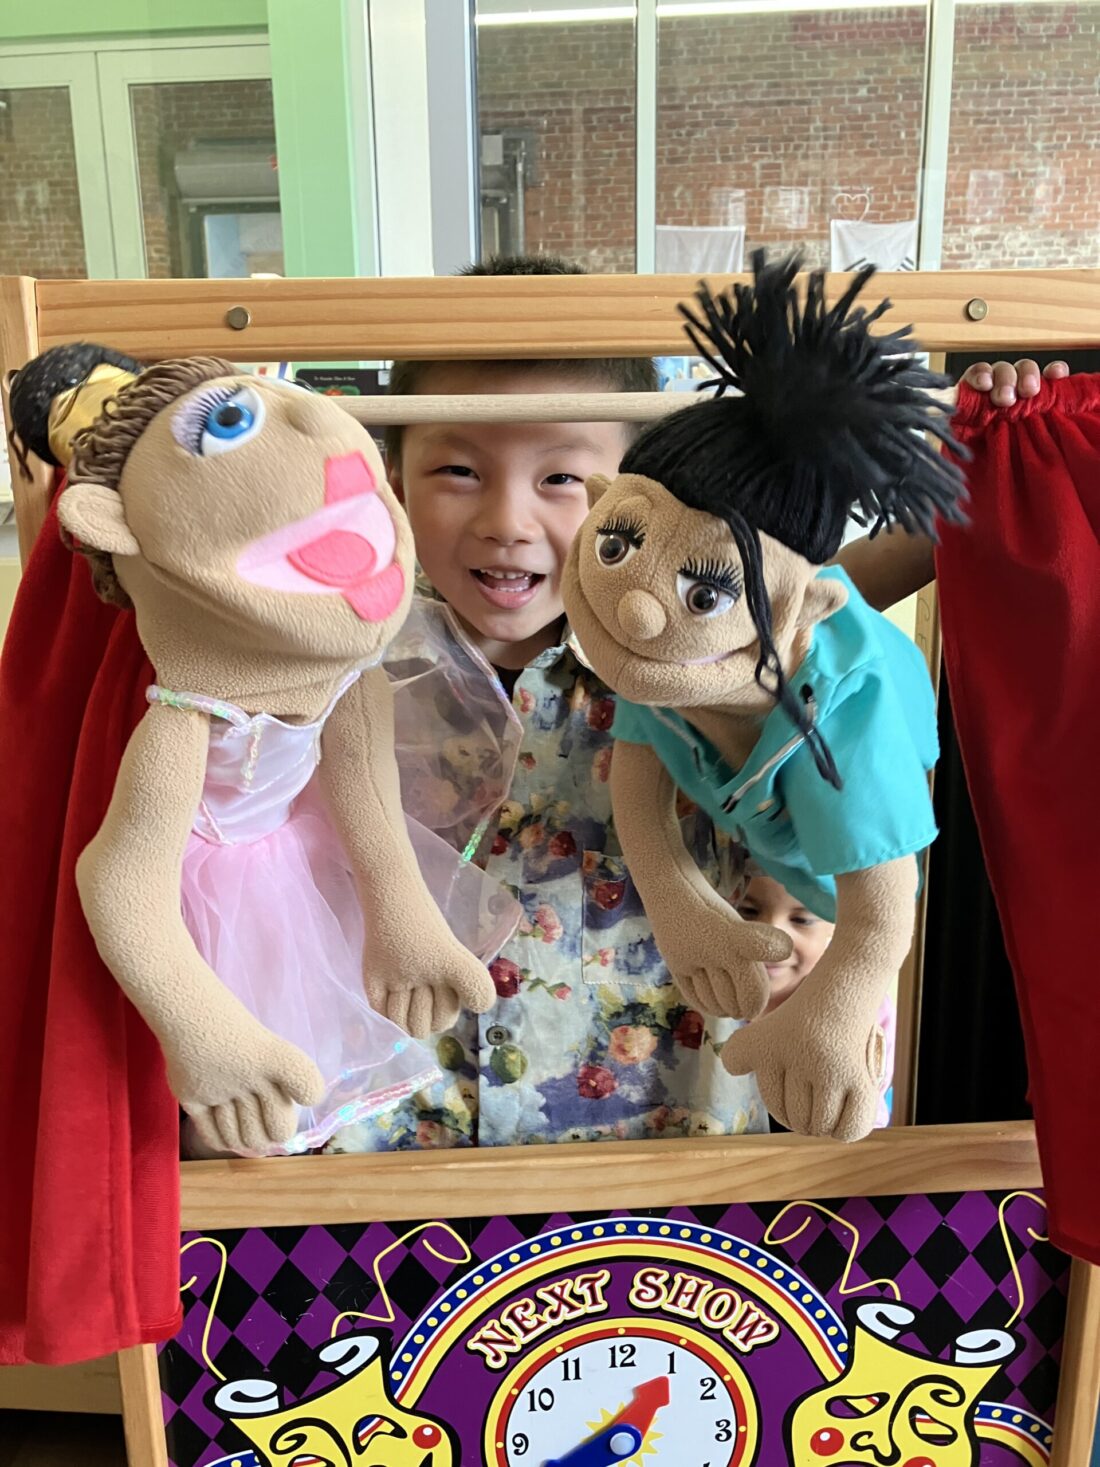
[328,629,768,1154]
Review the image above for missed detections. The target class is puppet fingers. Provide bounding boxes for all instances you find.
[235,1091,297,1154]
[266,1040,324,1109]
[187,1106,227,1157]
[428,986,461,1036]
[375,984,412,1034]
[731,921,792,967]
[404,987,435,1041]
[809,1084,846,1139]
[681,970,723,1016]
[783,1072,814,1136]
[719,1025,757,1077]
[210,1101,245,1156]
[833,1085,876,1144]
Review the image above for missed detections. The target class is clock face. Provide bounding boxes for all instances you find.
[388,1218,844,1466]
[488,1318,749,1467]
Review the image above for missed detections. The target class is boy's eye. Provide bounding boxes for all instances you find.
[544,472,582,487]
[432,464,480,482]
[736,904,759,921]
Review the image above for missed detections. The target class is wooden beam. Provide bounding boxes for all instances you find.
[30,268,1100,363]
[118,1345,167,1467]
[0,276,49,567]
[1051,1260,1100,1467]
[180,1121,1039,1229]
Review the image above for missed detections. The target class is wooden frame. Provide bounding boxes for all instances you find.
[2,268,1097,1467]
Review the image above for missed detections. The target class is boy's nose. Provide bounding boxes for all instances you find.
[617,589,666,641]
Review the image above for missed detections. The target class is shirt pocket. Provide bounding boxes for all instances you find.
[735,793,801,869]
[581,849,670,989]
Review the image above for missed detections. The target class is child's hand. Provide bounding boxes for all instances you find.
[962,359,1069,406]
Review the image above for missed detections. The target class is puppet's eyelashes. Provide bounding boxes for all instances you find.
[595,528,642,567]
[677,572,736,618]
[189,385,266,457]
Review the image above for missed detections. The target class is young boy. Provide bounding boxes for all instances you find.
[734,868,894,1128]
[328,256,1048,1154]
[331,255,768,1151]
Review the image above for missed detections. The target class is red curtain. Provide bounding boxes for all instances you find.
[0,486,178,1365]
[939,378,1100,1263]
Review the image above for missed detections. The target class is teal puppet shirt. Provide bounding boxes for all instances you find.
[610,567,938,921]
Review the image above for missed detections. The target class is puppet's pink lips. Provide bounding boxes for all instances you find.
[235,452,403,621]
[682,648,737,665]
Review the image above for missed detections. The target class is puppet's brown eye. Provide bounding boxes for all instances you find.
[688,584,719,613]
[677,572,736,618]
[596,528,641,567]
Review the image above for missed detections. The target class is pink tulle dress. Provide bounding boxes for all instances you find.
[157,602,521,1157]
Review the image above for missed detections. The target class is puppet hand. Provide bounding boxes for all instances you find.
[366,939,495,1040]
[657,905,792,1019]
[721,999,881,1142]
[169,1026,324,1157]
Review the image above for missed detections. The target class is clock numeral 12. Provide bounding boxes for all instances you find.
[608,1342,636,1369]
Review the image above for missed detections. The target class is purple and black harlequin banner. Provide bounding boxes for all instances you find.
[160,1190,1067,1467]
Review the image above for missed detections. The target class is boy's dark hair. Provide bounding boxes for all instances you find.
[384,253,658,462]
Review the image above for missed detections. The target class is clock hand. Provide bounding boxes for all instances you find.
[542,1376,670,1467]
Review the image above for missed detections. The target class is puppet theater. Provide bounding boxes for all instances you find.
[0,2,1097,1467]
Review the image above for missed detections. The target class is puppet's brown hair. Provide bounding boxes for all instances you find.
[67,356,237,607]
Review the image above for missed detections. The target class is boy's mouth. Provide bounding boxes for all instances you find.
[471,568,546,609]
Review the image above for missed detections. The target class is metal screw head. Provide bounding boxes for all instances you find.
[486,1025,510,1046]
[965,297,989,322]
[225,305,252,331]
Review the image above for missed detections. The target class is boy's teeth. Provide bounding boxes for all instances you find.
[483,570,528,580]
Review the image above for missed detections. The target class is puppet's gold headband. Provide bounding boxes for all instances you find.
[47,363,138,468]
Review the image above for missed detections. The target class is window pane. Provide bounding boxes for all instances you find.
[656,7,928,273]
[944,0,1100,267]
[0,87,87,278]
[129,79,282,279]
[474,4,638,270]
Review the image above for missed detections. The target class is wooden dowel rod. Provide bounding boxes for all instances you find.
[336,387,957,426]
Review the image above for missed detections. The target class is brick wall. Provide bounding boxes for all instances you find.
[477,7,1100,272]
[0,88,87,278]
[0,78,274,280]
[944,5,1100,267]
[130,78,275,277]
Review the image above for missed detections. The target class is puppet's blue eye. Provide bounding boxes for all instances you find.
[199,386,264,456]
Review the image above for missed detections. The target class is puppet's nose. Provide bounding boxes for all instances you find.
[617,589,666,641]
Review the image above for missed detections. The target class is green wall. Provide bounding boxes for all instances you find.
[0,1,267,41]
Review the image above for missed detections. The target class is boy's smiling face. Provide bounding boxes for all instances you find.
[392,365,630,668]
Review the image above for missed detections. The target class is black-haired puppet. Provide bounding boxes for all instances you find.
[6,342,142,476]
[55,359,513,1157]
[561,253,966,1143]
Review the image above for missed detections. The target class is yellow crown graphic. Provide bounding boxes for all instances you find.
[212,1333,454,1467]
[788,1301,1020,1467]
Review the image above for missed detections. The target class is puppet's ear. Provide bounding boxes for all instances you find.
[796,573,847,631]
[586,473,612,509]
[58,482,141,557]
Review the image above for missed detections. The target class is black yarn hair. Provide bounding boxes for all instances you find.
[7,342,141,475]
[620,250,969,792]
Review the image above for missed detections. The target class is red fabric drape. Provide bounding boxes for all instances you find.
[0,486,179,1365]
[939,378,1100,1263]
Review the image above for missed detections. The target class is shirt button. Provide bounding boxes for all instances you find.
[486,1025,510,1046]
